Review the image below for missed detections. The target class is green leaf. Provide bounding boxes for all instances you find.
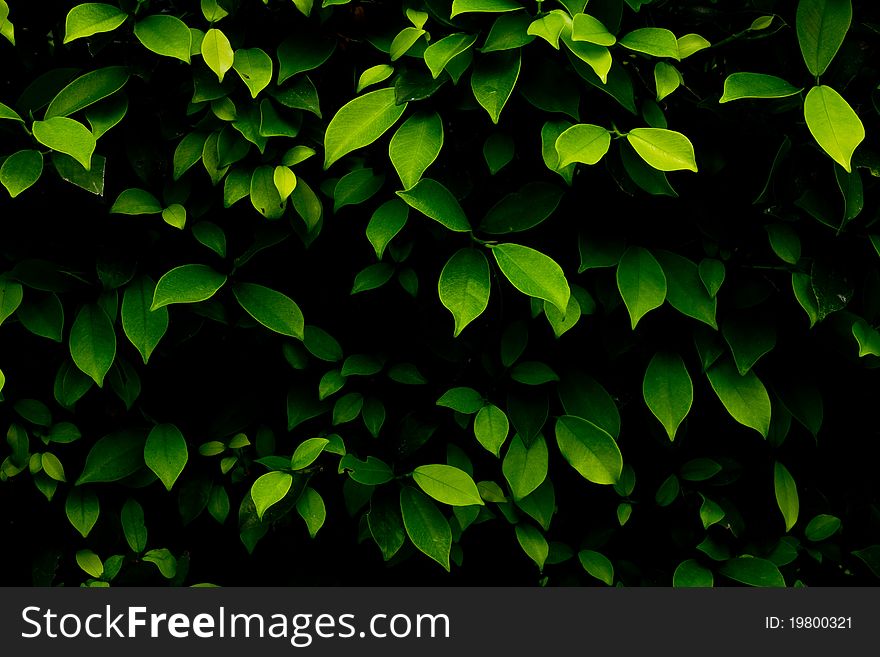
[396,178,470,232]
[0,150,43,198]
[76,430,146,485]
[510,361,558,385]
[145,424,188,491]
[86,94,128,139]
[41,452,66,482]
[340,455,394,485]
[720,557,785,587]
[390,27,426,61]
[619,27,679,59]
[351,264,394,294]
[250,166,286,219]
[796,0,852,77]
[233,282,304,340]
[578,550,614,585]
[554,124,611,168]
[643,352,692,440]
[69,304,116,387]
[0,0,13,46]
[366,200,408,259]
[424,33,477,79]
[32,117,96,170]
[719,73,802,103]
[471,49,521,124]
[804,85,864,172]
[45,67,129,119]
[151,264,227,310]
[368,495,406,561]
[681,458,722,482]
[766,224,801,264]
[616,246,667,329]
[413,464,483,506]
[677,34,711,59]
[654,62,681,101]
[0,100,22,122]
[502,434,548,499]
[481,182,564,234]
[722,314,776,375]
[121,498,147,552]
[438,248,491,337]
[357,64,394,93]
[481,13,535,53]
[515,524,549,570]
[492,243,570,314]
[63,3,127,44]
[852,319,880,357]
[483,133,514,174]
[291,437,329,470]
[201,29,234,83]
[673,559,714,587]
[805,514,841,541]
[173,132,208,181]
[277,33,335,83]
[558,372,621,438]
[389,111,444,190]
[400,487,452,571]
[0,279,22,327]
[251,471,293,520]
[774,461,799,532]
[706,357,772,437]
[451,0,522,17]
[562,37,612,83]
[656,251,717,328]
[110,188,162,215]
[555,415,623,485]
[296,487,326,538]
[143,548,177,579]
[700,493,725,529]
[134,15,192,63]
[527,10,568,49]
[626,128,698,172]
[162,204,187,230]
[121,277,168,365]
[65,488,99,538]
[571,14,616,46]
[324,88,407,169]
[233,48,273,98]
[437,387,484,414]
[76,549,103,579]
[473,404,509,457]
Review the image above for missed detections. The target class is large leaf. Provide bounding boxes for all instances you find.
[45,67,129,119]
[491,243,570,314]
[438,248,490,337]
[69,304,116,387]
[76,430,146,485]
[555,415,623,485]
[144,424,188,491]
[388,111,443,190]
[63,3,127,44]
[804,85,864,172]
[233,282,305,340]
[774,461,799,532]
[471,49,520,124]
[121,276,168,364]
[412,464,483,506]
[719,73,802,103]
[151,264,227,310]
[324,89,407,169]
[32,118,96,170]
[134,15,192,63]
[396,179,471,232]
[626,128,698,172]
[706,357,772,438]
[400,487,452,571]
[616,246,667,329]
[796,0,852,77]
[201,29,234,83]
[643,352,692,441]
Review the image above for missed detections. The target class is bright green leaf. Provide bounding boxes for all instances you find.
[324,89,407,169]
[555,415,623,485]
[438,248,490,337]
[145,424,188,491]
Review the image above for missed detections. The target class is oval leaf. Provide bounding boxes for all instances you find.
[400,487,452,571]
[706,357,772,438]
[804,85,864,172]
[492,243,570,314]
[151,264,227,310]
[719,73,802,103]
[233,282,304,340]
[64,3,127,44]
[555,124,611,168]
[32,117,96,171]
[201,28,234,82]
[412,464,484,506]
[796,0,852,77]
[396,178,471,232]
[438,248,490,337]
[555,415,623,485]
[144,424,188,491]
[251,471,293,521]
[643,351,693,440]
[626,128,698,172]
[69,304,116,387]
[720,557,785,587]
[45,67,130,119]
[134,15,192,63]
[121,276,168,364]
[1,150,43,198]
[324,88,407,169]
[774,461,799,532]
[388,111,444,190]
[76,430,146,485]
[616,246,667,329]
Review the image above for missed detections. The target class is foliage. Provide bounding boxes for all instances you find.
[0,0,878,587]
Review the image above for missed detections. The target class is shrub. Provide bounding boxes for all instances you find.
[0,0,877,586]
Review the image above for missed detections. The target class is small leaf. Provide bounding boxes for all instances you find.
[492,243,570,314]
[1,150,43,198]
[438,248,491,337]
[527,10,568,49]
[706,357,772,438]
[324,89,407,169]
[32,117,96,171]
[719,73,802,103]
[437,387,484,414]
[555,415,623,485]
[121,277,168,364]
[357,64,394,93]
[69,304,116,387]
[145,424,188,491]
[412,464,483,506]
[162,204,187,230]
[201,29,234,83]
[424,33,477,78]
[720,557,785,587]
[643,352,693,440]
[619,27,680,59]
[233,282,304,340]
[143,548,177,579]
[805,514,841,541]
[120,498,147,552]
[626,128,698,172]
[111,188,162,215]
[45,67,130,119]
[366,200,408,259]
[676,33,711,58]
[654,62,682,101]
[389,111,444,190]
[555,124,611,168]
[400,487,451,571]
[134,15,192,63]
[251,471,293,520]
[774,461,799,532]
[291,437,329,470]
[616,246,667,329]
[673,559,714,587]
[516,524,549,570]
[296,487,326,538]
[804,85,864,173]
[233,48,273,98]
[396,179,470,232]
[451,0,522,17]
[65,488,100,538]
[64,3,127,44]
[578,550,614,585]
[76,549,104,578]
[502,434,548,499]
[471,49,521,124]
[151,264,227,310]
[481,182,564,234]
[473,404,509,457]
